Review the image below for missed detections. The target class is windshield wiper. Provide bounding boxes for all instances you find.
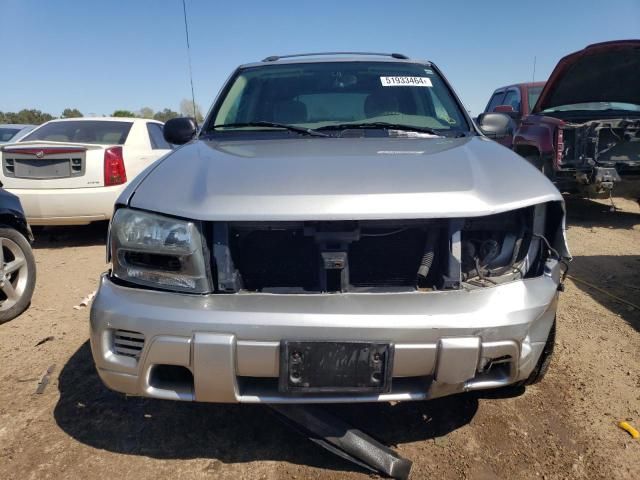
[212,122,328,137]
[317,122,441,136]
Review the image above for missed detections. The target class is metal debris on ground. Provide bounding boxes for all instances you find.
[35,364,56,394]
[269,404,412,479]
[34,336,54,347]
[73,291,97,310]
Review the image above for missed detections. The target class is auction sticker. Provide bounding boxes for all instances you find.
[380,76,432,87]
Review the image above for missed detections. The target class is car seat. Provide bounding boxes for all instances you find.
[272,100,308,124]
[364,91,401,118]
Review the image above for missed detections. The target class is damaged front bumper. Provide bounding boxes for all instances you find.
[575,166,622,193]
[90,258,562,404]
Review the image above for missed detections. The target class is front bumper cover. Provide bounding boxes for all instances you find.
[90,263,561,403]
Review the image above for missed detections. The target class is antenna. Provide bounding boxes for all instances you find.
[532,56,537,83]
[181,0,198,127]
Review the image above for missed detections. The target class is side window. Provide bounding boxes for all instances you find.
[485,91,505,113]
[146,123,172,150]
[502,89,521,113]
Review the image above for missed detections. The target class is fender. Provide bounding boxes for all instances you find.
[514,114,563,167]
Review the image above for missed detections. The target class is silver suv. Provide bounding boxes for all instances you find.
[90,53,570,404]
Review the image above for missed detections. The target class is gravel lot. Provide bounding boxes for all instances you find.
[0,196,638,480]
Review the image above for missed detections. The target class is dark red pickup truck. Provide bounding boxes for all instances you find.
[481,82,545,148]
[478,40,640,196]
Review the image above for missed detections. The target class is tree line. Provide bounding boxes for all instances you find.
[1,99,204,125]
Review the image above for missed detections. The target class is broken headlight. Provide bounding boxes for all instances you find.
[460,206,536,284]
[110,208,210,293]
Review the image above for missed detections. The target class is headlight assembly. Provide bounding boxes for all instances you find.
[460,205,540,285]
[110,208,210,293]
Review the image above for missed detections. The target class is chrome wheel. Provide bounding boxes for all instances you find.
[0,237,30,311]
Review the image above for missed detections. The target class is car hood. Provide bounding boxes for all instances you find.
[532,40,640,113]
[127,136,562,221]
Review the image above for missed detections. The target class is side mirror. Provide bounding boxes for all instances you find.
[477,112,513,139]
[164,117,197,145]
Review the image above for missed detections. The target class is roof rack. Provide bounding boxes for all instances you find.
[262,52,409,62]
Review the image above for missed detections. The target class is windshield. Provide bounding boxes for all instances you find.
[208,61,469,136]
[527,86,543,112]
[0,128,21,142]
[21,120,133,145]
[541,102,640,113]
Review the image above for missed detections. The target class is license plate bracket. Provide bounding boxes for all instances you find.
[14,159,71,179]
[279,341,394,394]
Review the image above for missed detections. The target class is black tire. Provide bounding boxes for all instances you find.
[0,227,36,324]
[522,320,556,385]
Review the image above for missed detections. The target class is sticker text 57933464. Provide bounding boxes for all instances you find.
[380,76,433,87]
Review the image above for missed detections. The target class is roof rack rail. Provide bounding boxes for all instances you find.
[262,52,409,62]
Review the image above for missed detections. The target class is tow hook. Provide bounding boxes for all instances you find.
[593,167,621,193]
[608,189,618,212]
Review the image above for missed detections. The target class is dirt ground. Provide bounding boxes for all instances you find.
[0,196,638,480]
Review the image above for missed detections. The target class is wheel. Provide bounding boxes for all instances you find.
[523,320,556,385]
[0,227,36,324]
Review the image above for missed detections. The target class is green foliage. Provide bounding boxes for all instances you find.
[153,108,180,123]
[112,110,136,118]
[0,105,191,125]
[0,109,55,125]
[61,108,83,118]
[179,98,204,123]
[138,107,155,119]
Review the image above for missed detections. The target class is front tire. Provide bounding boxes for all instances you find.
[523,320,556,385]
[0,227,36,324]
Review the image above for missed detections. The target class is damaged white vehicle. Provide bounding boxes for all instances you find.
[90,53,570,404]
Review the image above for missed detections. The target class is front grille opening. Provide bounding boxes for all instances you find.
[326,269,342,292]
[112,329,145,359]
[224,221,449,293]
[230,228,319,291]
[149,365,194,392]
[350,227,427,288]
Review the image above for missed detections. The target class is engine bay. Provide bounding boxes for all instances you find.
[560,118,640,175]
[209,203,566,294]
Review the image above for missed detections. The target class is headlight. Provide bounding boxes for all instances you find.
[460,206,536,284]
[110,208,210,293]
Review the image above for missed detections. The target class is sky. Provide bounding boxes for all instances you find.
[1,0,638,117]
